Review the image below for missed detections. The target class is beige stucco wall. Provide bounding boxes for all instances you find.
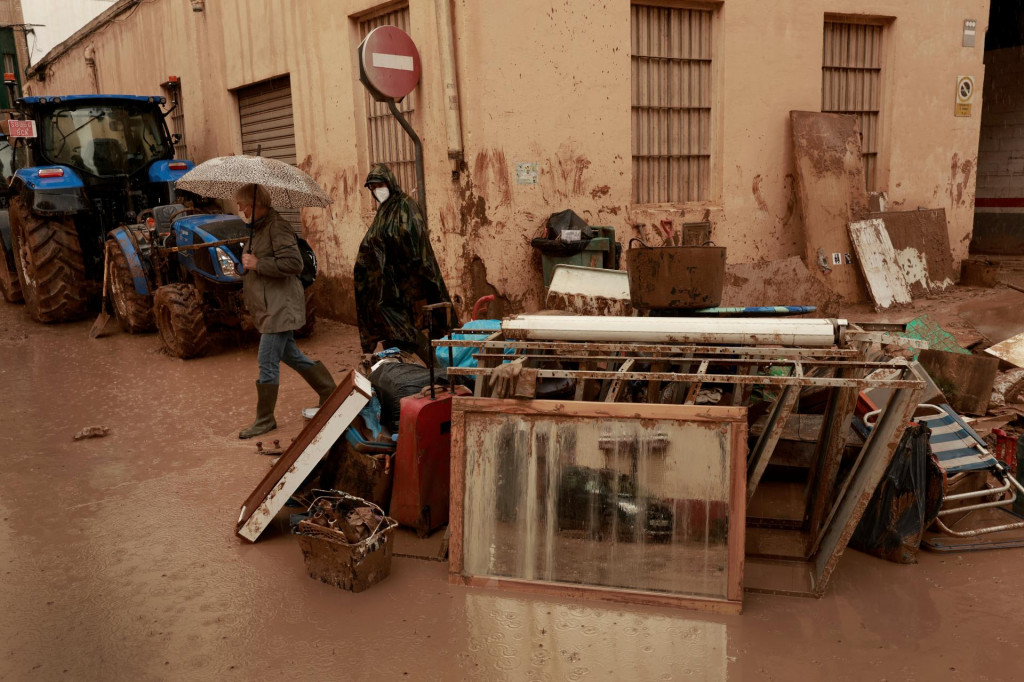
[27,0,989,321]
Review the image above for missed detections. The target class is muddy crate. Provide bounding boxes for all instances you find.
[295,516,398,593]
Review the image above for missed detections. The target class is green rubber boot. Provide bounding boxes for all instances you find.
[239,381,279,439]
[297,361,337,407]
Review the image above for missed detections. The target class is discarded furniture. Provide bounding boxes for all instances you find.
[892,404,1024,540]
[917,350,998,416]
[985,330,1024,369]
[848,218,912,309]
[236,370,371,542]
[545,264,633,316]
[790,111,870,302]
[448,398,747,614]
[441,317,926,599]
[869,209,956,295]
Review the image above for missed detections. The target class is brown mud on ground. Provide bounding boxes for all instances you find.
[844,281,1024,350]
[1,302,1023,681]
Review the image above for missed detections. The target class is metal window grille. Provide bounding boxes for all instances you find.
[630,4,712,204]
[162,82,188,160]
[822,21,884,191]
[359,5,417,194]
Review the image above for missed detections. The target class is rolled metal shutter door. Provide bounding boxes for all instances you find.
[237,76,301,231]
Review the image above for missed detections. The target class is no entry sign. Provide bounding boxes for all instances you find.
[358,25,421,102]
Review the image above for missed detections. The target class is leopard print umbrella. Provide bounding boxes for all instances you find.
[175,154,332,208]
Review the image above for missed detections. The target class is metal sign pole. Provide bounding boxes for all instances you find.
[386,99,426,216]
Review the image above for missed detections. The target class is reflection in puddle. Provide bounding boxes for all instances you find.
[458,592,728,681]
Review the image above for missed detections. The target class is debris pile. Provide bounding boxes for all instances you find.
[305,495,386,544]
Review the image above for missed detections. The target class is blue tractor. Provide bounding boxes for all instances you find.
[108,203,317,358]
[0,94,195,322]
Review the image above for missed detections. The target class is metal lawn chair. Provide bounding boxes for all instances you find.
[868,403,1024,537]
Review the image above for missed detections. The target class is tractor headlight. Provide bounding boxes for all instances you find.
[216,247,239,278]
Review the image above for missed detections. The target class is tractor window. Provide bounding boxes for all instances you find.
[38,104,170,178]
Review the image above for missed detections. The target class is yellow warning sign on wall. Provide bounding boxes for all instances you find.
[955,75,974,117]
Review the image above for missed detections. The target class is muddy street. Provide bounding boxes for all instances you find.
[0,302,1021,681]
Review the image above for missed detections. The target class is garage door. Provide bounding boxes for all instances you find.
[237,76,301,230]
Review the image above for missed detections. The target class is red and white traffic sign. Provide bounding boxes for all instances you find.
[7,120,37,138]
[358,25,421,102]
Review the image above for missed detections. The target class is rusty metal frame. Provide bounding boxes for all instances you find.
[438,337,861,357]
[745,378,924,597]
[439,333,925,598]
[448,360,922,390]
[747,385,800,501]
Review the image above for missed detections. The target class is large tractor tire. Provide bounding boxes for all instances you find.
[9,197,89,323]
[154,283,210,359]
[0,241,22,303]
[295,286,317,339]
[108,244,155,333]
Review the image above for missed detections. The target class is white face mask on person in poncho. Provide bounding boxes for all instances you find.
[372,187,391,204]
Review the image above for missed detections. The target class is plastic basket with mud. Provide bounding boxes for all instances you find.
[293,490,398,593]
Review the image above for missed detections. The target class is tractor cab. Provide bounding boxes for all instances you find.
[12,95,192,214]
[0,95,196,320]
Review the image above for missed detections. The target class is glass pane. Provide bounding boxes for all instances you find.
[462,412,733,600]
[40,104,169,178]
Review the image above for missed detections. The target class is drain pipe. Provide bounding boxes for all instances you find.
[435,0,464,176]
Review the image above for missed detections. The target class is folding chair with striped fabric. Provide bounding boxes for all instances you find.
[916,404,1024,537]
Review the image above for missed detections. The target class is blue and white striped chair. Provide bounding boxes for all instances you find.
[913,404,1024,537]
[865,403,1024,537]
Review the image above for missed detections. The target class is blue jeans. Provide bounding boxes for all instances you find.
[257,331,315,383]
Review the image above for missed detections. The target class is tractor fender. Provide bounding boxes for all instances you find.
[147,159,195,183]
[109,226,151,296]
[11,167,91,215]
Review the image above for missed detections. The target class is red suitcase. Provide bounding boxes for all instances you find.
[390,392,452,536]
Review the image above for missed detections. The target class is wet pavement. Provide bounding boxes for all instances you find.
[1,301,1022,681]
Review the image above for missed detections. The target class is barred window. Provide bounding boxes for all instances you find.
[631,4,712,204]
[822,21,884,191]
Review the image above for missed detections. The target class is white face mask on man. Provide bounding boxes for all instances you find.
[372,187,391,204]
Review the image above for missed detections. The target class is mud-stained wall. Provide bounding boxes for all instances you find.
[28,0,989,321]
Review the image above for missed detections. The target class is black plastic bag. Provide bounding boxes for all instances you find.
[850,422,944,563]
[531,209,596,257]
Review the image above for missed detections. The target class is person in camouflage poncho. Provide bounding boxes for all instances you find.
[355,164,457,362]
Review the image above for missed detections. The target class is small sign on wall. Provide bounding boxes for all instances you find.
[963,19,977,47]
[515,162,538,185]
[955,75,974,117]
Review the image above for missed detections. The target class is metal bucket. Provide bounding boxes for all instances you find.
[625,240,726,309]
